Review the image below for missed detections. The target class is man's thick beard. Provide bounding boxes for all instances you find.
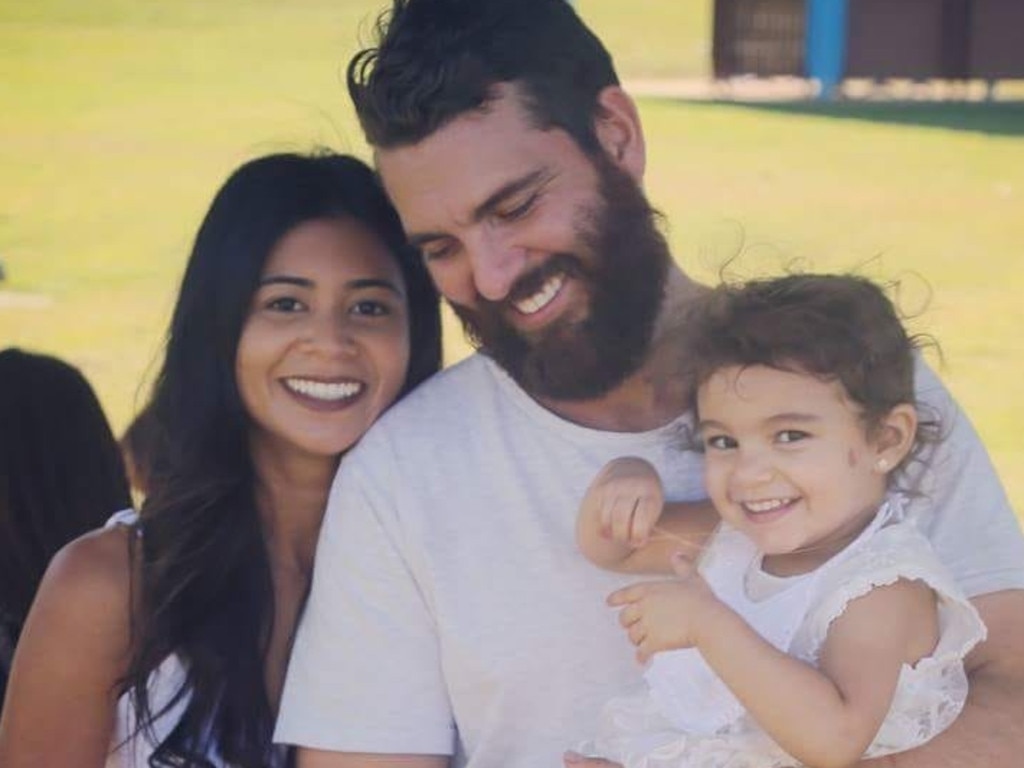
[452,158,671,401]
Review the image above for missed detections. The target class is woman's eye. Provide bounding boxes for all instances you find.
[776,430,809,444]
[351,300,389,317]
[266,296,304,312]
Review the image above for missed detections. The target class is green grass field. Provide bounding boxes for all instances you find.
[2,1,1022,514]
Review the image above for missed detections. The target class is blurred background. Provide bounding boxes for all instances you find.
[1,0,1022,515]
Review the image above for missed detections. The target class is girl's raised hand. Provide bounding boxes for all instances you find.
[584,456,665,549]
[606,551,728,663]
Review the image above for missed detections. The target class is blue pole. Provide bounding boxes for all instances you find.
[806,0,848,99]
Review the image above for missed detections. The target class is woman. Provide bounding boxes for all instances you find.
[0,348,133,710]
[0,152,442,767]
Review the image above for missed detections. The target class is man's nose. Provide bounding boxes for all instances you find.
[468,231,527,302]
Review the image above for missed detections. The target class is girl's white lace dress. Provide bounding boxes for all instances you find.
[584,497,987,768]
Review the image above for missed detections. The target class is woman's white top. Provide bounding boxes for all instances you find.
[103,510,285,768]
[587,497,987,768]
[103,510,205,768]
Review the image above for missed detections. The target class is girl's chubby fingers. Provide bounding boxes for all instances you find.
[598,496,626,542]
[636,641,653,664]
[631,497,660,545]
[616,602,640,628]
[606,583,645,607]
[597,496,615,539]
[626,621,646,646]
[669,550,699,579]
[627,498,648,548]
[615,497,642,545]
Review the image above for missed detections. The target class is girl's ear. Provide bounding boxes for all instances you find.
[872,403,918,475]
[593,85,646,181]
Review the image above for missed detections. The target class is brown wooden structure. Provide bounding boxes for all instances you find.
[713,0,1024,82]
[713,0,805,78]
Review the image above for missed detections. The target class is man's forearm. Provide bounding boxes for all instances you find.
[859,590,1024,768]
[297,749,448,768]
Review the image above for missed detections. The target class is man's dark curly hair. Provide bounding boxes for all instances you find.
[348,0,619,152]
[684,273,939,450]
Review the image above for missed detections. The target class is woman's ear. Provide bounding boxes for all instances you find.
[593,86,646,181]
[872,404,918,475]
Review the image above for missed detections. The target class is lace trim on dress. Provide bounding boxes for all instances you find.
[800,523,986,667]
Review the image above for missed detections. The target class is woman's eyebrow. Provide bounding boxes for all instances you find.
[347,277,405,296]
[259,274,405,297]
[258,275,312,288]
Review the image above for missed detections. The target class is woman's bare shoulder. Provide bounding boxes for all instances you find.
[40,522,137,632]
[0,525,137,767]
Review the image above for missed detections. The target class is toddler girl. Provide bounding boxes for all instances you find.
[576,274,985,768]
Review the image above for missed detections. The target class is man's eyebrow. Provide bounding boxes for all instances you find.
[407,231,447,249]
[407,169,550,249]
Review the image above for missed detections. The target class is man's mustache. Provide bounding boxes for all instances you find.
[464,253,586,316]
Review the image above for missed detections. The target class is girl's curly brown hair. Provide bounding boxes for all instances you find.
[682,273,940,464]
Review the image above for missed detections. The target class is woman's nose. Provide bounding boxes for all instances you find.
[304,312,358,356]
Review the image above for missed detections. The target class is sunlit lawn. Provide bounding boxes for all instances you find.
[2,0,1022,514]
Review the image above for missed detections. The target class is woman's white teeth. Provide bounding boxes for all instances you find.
[743,498,792,514]
[514,273,565,315]
[285,378,363,401]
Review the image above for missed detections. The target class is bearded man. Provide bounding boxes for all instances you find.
[276,2,1024,767]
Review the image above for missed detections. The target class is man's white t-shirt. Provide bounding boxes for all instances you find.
[275,354,1024,767]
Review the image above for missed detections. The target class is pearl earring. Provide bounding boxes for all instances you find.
[875,458,889,472]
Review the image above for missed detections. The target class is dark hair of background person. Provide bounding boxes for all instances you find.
[681,273,940,464]
[348,0,619,153]
[119,404,162,500]
[0,348,132,708]
[126,152,442,768]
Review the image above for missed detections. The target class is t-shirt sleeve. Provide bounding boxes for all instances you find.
[274,451,455,755]
[906,359,1024,597]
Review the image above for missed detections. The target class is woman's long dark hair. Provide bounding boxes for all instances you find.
[0,348,132,705]
[125,152,441,767]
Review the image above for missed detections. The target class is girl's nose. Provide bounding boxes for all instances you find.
[731,450,776,486]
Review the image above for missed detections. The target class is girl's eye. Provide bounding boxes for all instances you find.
[704,434,737,451]
[266,296,305,312]
[351,300,390,317]
[776,430,809,444]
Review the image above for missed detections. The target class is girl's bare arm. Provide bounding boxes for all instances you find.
[699,578,939,768]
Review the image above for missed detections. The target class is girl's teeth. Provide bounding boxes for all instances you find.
[285,378,363,401]
[744,498,791,514]
[515,273,565,315]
